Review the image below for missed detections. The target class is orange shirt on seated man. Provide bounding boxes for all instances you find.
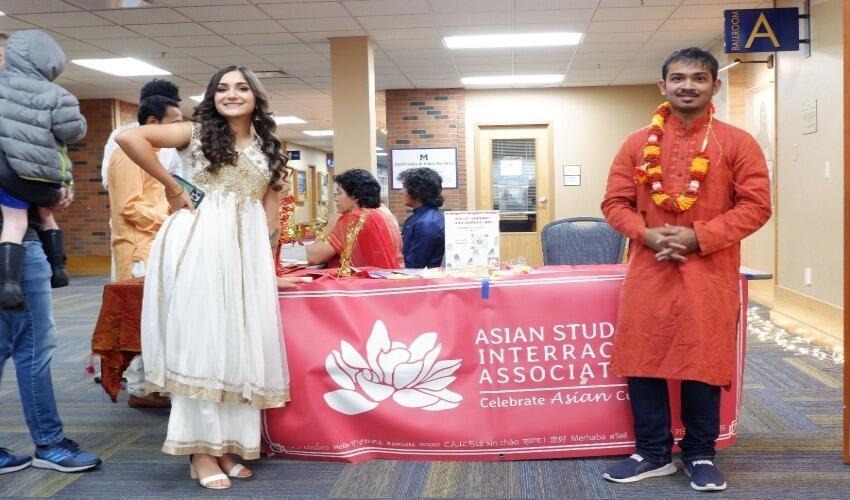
[307,168,403,270]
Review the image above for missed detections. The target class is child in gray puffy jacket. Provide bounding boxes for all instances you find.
[0,30,85,309]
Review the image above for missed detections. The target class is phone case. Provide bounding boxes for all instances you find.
[172,174,205,208]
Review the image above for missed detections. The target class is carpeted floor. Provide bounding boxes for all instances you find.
[1,276,848,498]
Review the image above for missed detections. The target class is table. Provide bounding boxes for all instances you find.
[91,266,748,462]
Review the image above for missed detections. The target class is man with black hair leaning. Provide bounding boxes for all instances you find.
[399,167,445,268]
[600,47,771,492]
[107,95,182,282]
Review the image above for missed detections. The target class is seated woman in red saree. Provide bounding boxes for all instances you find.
[307,168,403,270]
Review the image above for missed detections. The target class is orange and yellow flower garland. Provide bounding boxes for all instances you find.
[634,102,713,212]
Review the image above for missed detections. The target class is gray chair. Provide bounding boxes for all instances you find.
[541,217,626,265]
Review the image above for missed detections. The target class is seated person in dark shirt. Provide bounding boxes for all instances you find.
[399,167,445,268]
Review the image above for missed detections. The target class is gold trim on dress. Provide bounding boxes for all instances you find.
[162,439,260,460]
[145,373,290,409]
[338,211,368,277]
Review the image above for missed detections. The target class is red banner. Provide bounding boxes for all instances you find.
[264,265,746,462]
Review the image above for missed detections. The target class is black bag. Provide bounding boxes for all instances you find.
[0,150,61,208]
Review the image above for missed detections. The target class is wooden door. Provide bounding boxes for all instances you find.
[476,125,553,265]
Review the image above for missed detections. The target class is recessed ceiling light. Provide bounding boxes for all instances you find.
[445,32,582,49]
[274,115,306,125]
[189,94,204,102]
[71,58,170,77]
[0,11,6,16]
[461,74,564,86]
[304,130,333,137]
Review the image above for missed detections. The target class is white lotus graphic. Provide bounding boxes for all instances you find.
[323,320,463,415]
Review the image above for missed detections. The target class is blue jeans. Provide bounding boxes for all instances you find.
[627,377,721,464]
[0,240,65,446]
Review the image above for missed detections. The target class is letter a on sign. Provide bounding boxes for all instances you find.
[745,12,780,49]
[724,8,799,53]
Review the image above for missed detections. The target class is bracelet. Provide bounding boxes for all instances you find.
[166,186,185,198]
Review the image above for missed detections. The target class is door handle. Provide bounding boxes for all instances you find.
[538,196,548,205]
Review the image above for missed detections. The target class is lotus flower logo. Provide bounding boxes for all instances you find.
[323,320,463,415]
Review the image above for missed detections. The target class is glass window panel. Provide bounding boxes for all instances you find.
[491,138,536,232]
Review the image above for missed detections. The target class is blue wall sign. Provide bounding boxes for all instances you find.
[287,150,301,161]
[724,8,799,53]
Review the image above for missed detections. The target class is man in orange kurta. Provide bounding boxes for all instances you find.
[107,97,182,281]
[104,95,181,409]
[600,48,771,492]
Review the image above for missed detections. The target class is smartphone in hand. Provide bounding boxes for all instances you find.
[172,174,205,208]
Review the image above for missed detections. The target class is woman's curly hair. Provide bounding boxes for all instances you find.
[192,65,289,190]
[334,169,381,209]
[398,167,444,207]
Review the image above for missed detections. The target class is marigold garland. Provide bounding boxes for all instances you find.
[634,102,713,212]
[274,194,296,276]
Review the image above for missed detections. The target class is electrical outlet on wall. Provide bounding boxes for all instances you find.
[824,160,831,179]
[804,267,812,286]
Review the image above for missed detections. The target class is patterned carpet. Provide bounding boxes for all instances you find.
[1,276,848,498]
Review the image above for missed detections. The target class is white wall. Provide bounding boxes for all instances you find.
[464,85,662,220]
[775,0,843,307]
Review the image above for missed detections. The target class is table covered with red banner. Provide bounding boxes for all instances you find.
[262,265,747,462]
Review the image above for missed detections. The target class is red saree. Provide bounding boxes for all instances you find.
[328,207,403,269]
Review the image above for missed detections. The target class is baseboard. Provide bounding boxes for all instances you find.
[67,255,110,276]
[771,286,843,345]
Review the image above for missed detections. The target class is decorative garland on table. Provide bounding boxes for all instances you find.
[634,102,713,212]
[275,194,296,277]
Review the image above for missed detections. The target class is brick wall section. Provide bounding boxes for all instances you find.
[385,89,466,223]
[119,99,138,126]
[58,99,136,256]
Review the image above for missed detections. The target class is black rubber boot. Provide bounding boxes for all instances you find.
[38,229,69,288]
[0,242,26,310]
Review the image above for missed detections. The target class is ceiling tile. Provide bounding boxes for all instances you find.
[376,39,444,51]
[581,32,652,43]
[175,5,269,21]
[357,15,434,30]
[515,9,594,24]
[294,31,367,43]
[0,18,38,31]
[15,12,114,27]
[433,12,510,27]
[257,2,349,19]
[369,27,442,40]
[517,0,600,9]
[600,0,678,6]
[53,25,138,39]
[0,0,81,14]
[85,37,174,57]
[93,8,191,24]
[225,32,302,45]
[127,22,214,37]
[439,25,515,37]
[179,45,249,57]
[650,29,721,43]
[672,3,761,19]
[196,54,266,66]
[661,18,723,31]
[158,0,248,6]
[159,35,232,48]
[244,43,317,55]
[204,20,287,35]
[279,17,361,32]
[587,19,664,33]
[514,23,588,33]
[428,0,512,13]
[342,0,429,16]
[593,6,676,21]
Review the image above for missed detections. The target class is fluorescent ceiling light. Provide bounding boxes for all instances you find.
[445,32,582,49]
[461,74,564,86]
[71,57,170,77]
[0,11,5,16]
[377,152,387,157]
[189,95,203,102]
[376,147,383,151]
[304,130,333,137]
[274,115,306,125]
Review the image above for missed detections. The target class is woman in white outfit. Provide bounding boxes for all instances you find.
[117,66,299,489]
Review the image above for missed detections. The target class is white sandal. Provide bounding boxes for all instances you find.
[189,456,231,490]
[225,463,253,479]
